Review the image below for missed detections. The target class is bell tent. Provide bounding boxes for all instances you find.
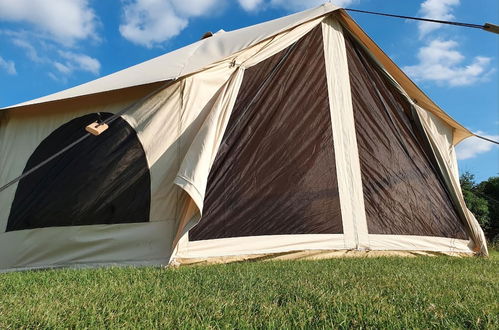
[0,4,488,271]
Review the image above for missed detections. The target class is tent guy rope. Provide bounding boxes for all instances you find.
[345,8,499,35]
[475,134,499,146]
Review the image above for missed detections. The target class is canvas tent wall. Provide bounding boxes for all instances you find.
[0,4,487,271]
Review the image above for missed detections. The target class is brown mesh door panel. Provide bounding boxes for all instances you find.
[345,34,467,239]
[190,26,342,241]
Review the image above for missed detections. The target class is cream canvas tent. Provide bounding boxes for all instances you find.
[0,4,488,271]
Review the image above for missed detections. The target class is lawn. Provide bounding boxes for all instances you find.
[1,251,498,328]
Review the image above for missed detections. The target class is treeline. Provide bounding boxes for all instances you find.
[460,172,499,243]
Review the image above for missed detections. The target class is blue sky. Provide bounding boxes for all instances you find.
[0,0,497,181]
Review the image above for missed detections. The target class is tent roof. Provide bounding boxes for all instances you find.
[2,4,339,110]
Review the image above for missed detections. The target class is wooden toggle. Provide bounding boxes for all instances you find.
[85,121,109,136]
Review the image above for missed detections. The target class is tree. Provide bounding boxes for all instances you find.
[460,172,490,234]
[460,172,499,243]
[477,176,499,242]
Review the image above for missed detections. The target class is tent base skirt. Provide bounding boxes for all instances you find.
[171,249,474,267]
[0,258,169,274]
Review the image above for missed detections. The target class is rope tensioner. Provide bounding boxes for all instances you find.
[85,122,109,136]
[85,112,109,136]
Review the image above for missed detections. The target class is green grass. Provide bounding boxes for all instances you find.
[1,252,498,329]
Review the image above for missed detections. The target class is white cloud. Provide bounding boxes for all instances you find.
[268,0,356,11]
[120,0,186,47]
[0,0,98,45]
[55,51,101,75]
[403,39,492,86]
[269,0,323,11]
[3,30,101,79]
[11,38,44,63]
[0,55,16,75]
[418,0,460,38]
[456,131,499,160]
[59,51,100,75]
[406,1,494,87]
[238,0,264,11]
[119,0,220,47]
[169,0,219,16]
[331,0,358,6]
[54,61,72,75]
[48,72,59,81]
